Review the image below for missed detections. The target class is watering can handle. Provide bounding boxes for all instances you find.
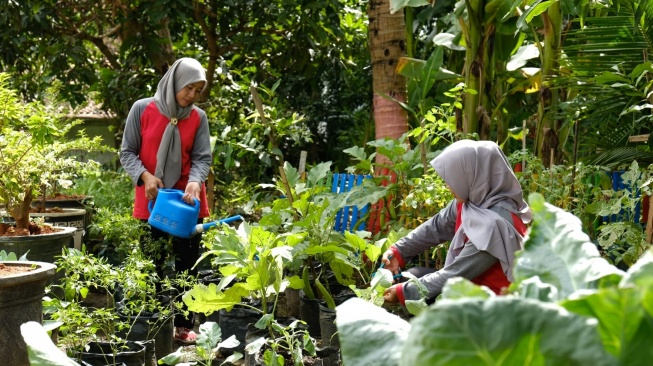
[194,215,244,235]
[147,190,200,212]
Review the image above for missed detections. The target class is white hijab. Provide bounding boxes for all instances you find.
[431,140,531,281]
[153,58,207,188]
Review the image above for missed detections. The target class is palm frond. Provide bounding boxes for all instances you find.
[632,0,653,50]
[584,146,653,169]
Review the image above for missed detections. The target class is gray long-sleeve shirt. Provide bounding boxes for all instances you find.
[394,200,514,301]
[120,97,212,187]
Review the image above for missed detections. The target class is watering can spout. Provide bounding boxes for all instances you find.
[193,215,244,235]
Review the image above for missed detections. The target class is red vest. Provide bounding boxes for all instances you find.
[455,203,527,294]
[133,102,210,220]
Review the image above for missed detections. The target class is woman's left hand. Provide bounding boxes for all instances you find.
[183,182,201,204]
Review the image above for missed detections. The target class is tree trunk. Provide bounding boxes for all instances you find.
[367,0,408,234]
[461,0,484,136]
[8,188,32,230]
[368,0,408,155]
[536,3,562,161]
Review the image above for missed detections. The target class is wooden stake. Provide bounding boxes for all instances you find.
[299,150,307,182]
[207,170,215,213]
[522,120,526,170]
[646,194,653,243]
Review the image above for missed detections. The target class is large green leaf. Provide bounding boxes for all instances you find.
[620,249,653,315]
[389,0,430,14]
[562,287,653,366]
[565,249,653,365]
[183,283,252,313]
[336,298,410,366]
[439,277,494,300]
[513,193,624,300]
[400,297,616,366]
[20,321,80,366]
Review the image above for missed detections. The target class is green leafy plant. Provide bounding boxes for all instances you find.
[115,252,182,335]
[343,136,453,238]
[159,321,241,366]
[183,220,302,316]
[0,73,107,232]
[585,160,653,267]
[246,316,317,366]
[266,161,389,299]
[0,250,29,261]
[43,297,128,362]
[52,247,118,303]
[21,321,81,366]
[87,207,148,262]
[68,168,134,212]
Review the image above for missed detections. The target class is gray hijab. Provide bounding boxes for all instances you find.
[153,58,207,188]
[431,140,531,281]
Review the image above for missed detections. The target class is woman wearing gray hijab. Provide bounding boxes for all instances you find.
[382,140,531,305]
[120,57,212,344]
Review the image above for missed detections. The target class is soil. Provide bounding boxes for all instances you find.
[46,193,88,200]
[0,262,36,276]
[29,206,65,213]
[0,222,61,237]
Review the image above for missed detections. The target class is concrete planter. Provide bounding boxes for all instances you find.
[0,261,56,366]
[30,208,87,250]
[0,226,77,264]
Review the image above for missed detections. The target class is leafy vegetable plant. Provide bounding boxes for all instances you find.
[159,321,241,366]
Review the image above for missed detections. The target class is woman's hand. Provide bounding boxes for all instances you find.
[183,182,201,204]
[383,285,399,303]
[141,171,163,200]
[381,249,400,274]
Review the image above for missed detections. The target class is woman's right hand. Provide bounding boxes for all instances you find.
[141,171,164,200]
[383,285,399,303]
[381,249,400,274]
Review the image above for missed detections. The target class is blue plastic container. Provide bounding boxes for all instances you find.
[148,189,200,238]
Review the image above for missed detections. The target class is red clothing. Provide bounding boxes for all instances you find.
[453,202,527,294]
[133,102,210,220]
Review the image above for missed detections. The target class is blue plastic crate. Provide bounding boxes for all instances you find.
[331,173,372,233]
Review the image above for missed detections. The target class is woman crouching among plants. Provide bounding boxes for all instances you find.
[382,140,531,306]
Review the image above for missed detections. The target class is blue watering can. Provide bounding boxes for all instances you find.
[148,189,243,238]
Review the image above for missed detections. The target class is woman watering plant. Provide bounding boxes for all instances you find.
[120,57,212,344]
[382,140,531,305]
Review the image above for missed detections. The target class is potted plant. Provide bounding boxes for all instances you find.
[183,219,305,356]
[0,73,107,262]
[47,248,180,366]
[113,249,205,364]
[159,321,241,366]
[0,256,57,366]
[45,296,146,366]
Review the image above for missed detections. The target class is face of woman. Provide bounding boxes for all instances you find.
[446,184,466,203]
[175,81,205,107]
